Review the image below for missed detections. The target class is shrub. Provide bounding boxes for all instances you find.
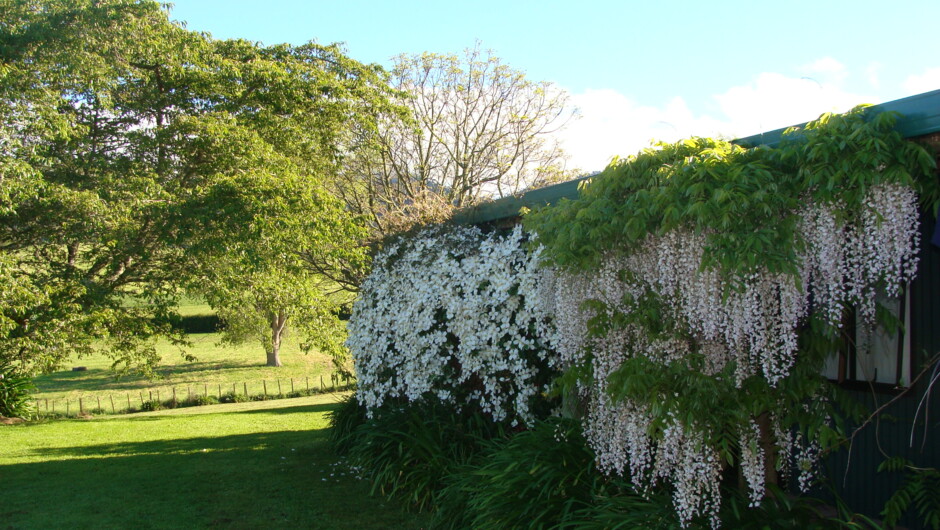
[431,417,592,528]
[432,417,670,529]
[220,392,250,404]
[349,224,560,426]
[328,393,369,456]
[0,361,35,419]
[174,314,224,334]
[880,457,940,530]
[560,484,683,530]
[194,394,219,406]
[717,483,881,529]
[139,400,163,412]
[347,399,507,511]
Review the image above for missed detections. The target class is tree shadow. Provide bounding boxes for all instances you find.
[33,361,253,394]
[234,402,341,416]
[1,428,426,529]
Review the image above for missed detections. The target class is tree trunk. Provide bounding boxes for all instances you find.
[756,412,779,487]
[266,311,288,367]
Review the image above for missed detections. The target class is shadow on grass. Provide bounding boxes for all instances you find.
[104,401,342,420]
[32,361,253,394]
[1,428,426,530]
[234,402,342,416]
[30,429,328,459]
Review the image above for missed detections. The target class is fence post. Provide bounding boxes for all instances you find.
[52,399,56,414]
[110,395,115,414]
[149,390,153,403]
[243,382,248,397]
[97,396,102,412]
[291,378,295,394]
[126,393,131,411]
[139,391,144,406]
[79,398,84,415]
[156,390,160,403]
[232,383,236,396]
[277,379,282,396]
[218,384,222,398]
[173,387,177,406]
[320,375,324,391]
[204,383,208,397]
[263,380,267,397]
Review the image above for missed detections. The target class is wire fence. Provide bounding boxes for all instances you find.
[32,373,355,418]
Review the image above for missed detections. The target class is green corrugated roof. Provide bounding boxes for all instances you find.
[454,89,940,225]
[451,174,593,224]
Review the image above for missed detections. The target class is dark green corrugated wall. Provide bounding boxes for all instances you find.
[820,211,940,530]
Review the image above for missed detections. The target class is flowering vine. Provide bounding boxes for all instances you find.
[524,106,936,527]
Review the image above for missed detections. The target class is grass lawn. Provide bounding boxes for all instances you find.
[0,394,428,529]
[31,331,341,410]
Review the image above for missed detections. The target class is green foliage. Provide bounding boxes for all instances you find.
[719,484,880,530]
[0,360,35,419]
[0,0,396,375]
[345,399,508,511]
[139,400,163,412]
[193,394,219,406]
[328,393,369,456]
[173,314,223,335]
[559,484,682,530]
[220,392,251,404]
[432,417,612,529]
[879,457,940,530]
[524,107,935,277]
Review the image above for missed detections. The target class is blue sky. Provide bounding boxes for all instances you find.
[169,0,940,172]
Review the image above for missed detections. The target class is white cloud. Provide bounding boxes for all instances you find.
[802,57,849,85]
[556,60,874,173]
[903,67,940,95]
[713,71,870,138]
[557,89,730,173]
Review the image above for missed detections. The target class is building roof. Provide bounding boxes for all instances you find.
[453,89,940,225]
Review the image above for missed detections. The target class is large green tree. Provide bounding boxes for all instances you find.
[0,0,393,373]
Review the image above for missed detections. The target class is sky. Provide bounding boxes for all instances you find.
[168,0,940,173]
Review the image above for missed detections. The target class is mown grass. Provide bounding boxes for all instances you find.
[31,330,340,406]
[27,297,351,416]
[0,394,428,529]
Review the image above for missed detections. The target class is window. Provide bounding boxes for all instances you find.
[822,286,911,389]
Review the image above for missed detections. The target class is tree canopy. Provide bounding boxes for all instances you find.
[335,45,575,238]
[0,0,394,373]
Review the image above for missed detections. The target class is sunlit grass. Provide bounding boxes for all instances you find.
[0,396,427,529]
[32,330,339,405]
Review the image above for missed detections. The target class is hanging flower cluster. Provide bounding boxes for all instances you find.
[347,224,559,425]
[800,183,920,326]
